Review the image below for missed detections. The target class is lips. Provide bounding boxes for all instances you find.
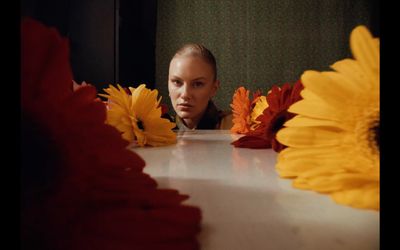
[177,103,193,107]
[177,103,193,111]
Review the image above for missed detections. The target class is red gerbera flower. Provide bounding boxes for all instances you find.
[21,17,201,250]
[232,81,304,152]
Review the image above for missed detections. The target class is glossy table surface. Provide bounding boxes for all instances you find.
[133,130,379,250]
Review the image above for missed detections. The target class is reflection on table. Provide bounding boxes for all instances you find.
[132,130,379,250]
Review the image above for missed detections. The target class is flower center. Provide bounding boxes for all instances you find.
[270,111,291,134]
[370,121,379,151]
[137,120,144,130]
[354,106,380,164]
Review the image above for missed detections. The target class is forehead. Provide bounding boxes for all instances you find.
[169,56,213,79]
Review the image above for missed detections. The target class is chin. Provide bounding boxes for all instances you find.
[177,111,195,119]
[177,112,191,119]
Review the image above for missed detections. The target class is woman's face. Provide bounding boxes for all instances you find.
[168,56,219,124]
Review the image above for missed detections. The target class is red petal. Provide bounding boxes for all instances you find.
[232,135,272,148]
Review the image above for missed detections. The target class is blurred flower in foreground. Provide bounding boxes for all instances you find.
[100,84,177,147]
[232,81,303,152]
[21,17,201,249]
[276,25,380,211]
[72,80,101,101]
[72,80,90,91]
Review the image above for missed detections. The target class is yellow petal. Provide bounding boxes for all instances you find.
[330,59,371,90]
[331,183,379,210]
[289,90,345,121]
[251,95,268,123]
[301,71,353,108]
[284,115,349,130]
[277,126,343,148]
[350,25,379,78]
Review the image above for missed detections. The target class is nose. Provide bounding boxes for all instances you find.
[180,83,192,100]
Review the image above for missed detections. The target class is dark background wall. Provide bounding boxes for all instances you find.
[155,0,379,112]
[21,0,157,92]
[118,0,157,87]
[21,0,379,110]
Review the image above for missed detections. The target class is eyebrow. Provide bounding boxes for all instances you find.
[192,77,207,81]
[170,76,207,81]
[170,75,182,80]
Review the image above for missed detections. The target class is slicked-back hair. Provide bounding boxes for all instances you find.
[173,43,217,81]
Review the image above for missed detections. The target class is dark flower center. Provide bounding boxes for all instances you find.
[270,111,290,134]
[371,122,379,150]
[137,120,144,130]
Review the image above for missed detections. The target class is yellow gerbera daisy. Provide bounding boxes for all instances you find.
[100,84,177,147]
[276,25,379,211]
[250,95,268,129]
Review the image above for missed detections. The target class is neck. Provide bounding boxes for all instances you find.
[179,101,215,130]
[182,106,208,129]
[182,117,200,129]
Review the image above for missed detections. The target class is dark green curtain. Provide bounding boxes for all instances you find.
[155,0,378,112]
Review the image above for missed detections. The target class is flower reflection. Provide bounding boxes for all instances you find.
[169,139,190,175]
[232,148,251,173]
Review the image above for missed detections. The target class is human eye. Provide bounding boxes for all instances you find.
[192,81,204,88]
[171,79,182,86]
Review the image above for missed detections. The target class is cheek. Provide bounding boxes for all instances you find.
[168,88,179,103]
[200,87,215,99]
[195,90,212,105]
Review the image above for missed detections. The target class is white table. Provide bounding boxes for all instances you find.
[133,130,379,250]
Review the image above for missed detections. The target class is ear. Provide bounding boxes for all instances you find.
[211,79,220,98]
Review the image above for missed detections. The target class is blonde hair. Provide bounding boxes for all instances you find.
[173,43,217,80]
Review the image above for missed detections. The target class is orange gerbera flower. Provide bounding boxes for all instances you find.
[21,17,201,250]
[232,80,303,152]
[230,86,251,133]
[230,86,262,134]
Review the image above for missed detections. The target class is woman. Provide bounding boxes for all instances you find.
[168,43,232,130]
